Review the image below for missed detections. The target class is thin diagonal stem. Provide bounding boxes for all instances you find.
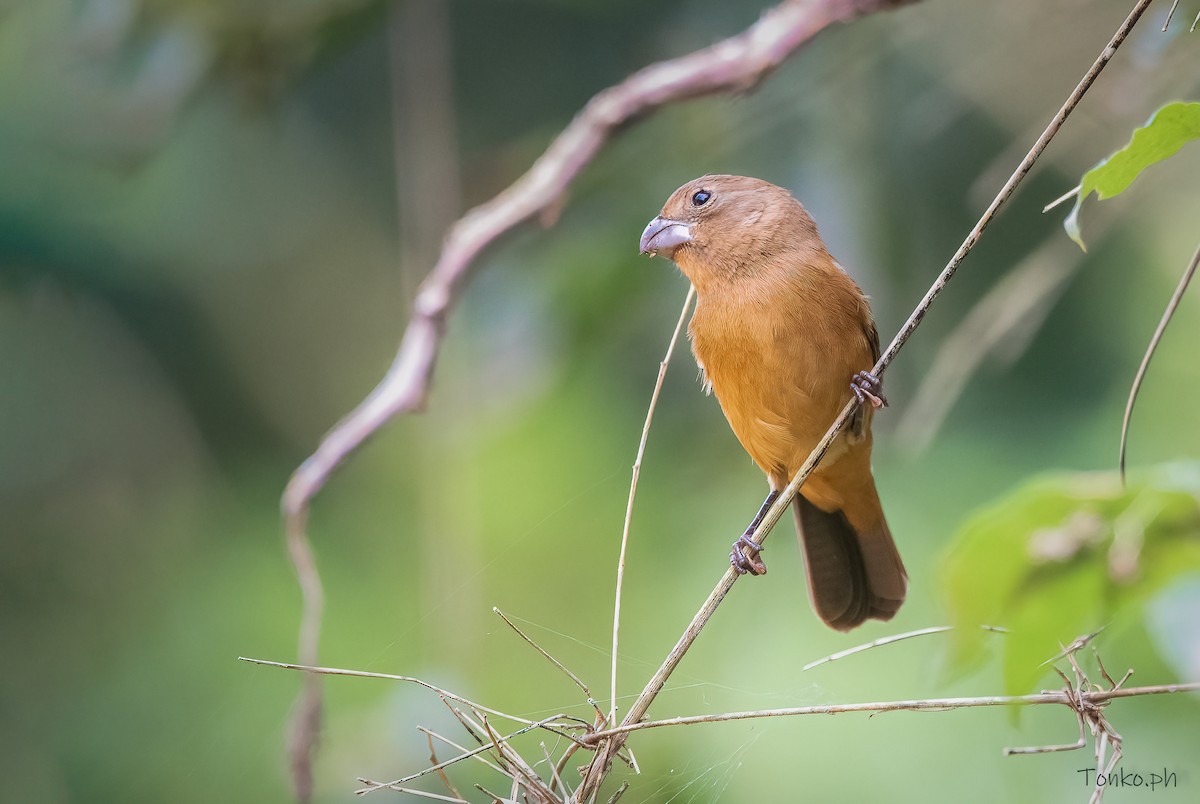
[610,285,696,725]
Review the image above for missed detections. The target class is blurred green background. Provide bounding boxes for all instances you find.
[2,0,1198,801]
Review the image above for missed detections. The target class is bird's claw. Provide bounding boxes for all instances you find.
[730,533,767,576]
[851,370,888,409]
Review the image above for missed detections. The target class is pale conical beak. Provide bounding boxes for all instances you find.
[639,216,693,257]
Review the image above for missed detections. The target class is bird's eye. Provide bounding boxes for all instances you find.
[691,190,711,207]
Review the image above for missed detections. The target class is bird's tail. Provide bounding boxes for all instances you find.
[792,489,906,631]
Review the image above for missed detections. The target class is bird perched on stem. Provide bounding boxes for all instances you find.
[639,175,906,631]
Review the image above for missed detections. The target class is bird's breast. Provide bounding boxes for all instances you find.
[689,295,854,480]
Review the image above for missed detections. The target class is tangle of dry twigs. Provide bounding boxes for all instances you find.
[242,630,1200,803]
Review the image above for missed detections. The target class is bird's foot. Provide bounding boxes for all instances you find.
[730,533,767,576]
[851,370,888,409]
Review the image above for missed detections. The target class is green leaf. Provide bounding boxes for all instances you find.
[1063,101,1200,250]
[940,463,1200,695]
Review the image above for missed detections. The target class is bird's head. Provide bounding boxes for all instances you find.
[639,174,823,291]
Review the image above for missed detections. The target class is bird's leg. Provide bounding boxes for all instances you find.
[850,370,888,409]
[730,489,780,576]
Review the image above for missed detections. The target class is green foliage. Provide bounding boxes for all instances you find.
[941,463,1200,696]
[1064,101,1200,249]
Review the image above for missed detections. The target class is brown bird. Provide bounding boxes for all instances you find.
[639,174,906,631]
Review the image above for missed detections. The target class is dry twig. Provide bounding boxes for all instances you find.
[495,608,606,724]
[578,678,1199,743]
[355,785,468,803]
[425,730,465,800]
[610,285,695,727]
[240,656,585,745]
[802,624,1008,671]
[354,714,570,796]
[420,725,507,779]
[805,625,945,671]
